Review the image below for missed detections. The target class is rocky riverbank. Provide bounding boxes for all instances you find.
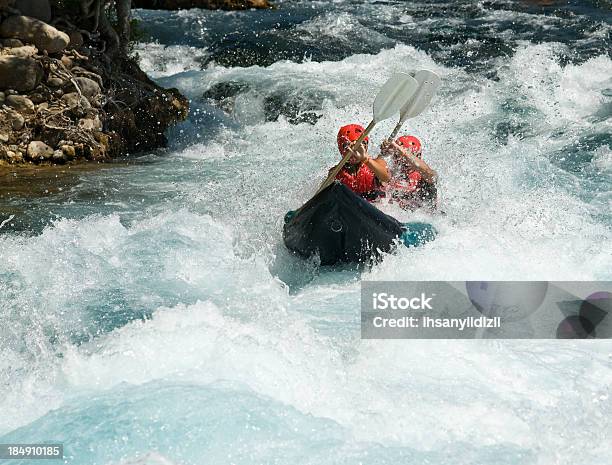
[0,1,189,166]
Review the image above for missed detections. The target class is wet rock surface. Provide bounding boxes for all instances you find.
[0,55,42,91]
[26,140,53,160]
[202,80,250,113]
[203,81,328,125]
[0,15,69,54]
[0,0,274,167]
[0,7,189,166]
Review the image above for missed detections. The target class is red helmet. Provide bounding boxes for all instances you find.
[396,135,422,157]
[337,124,369,156]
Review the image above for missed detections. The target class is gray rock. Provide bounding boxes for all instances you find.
[9,110,25,131]
[78,116,102,131]
[5,45,37,57]
[0,16,70,54]
[0,133,8,142]
[26,140,53,160]
[0,55,42,91]
[60,91,90,109]
[14,0,52,22]
[60,144,75,159]
[0,91,4,103]
[4,108,25,129]
[65,76,101,99]
[28,92,45,104]
[1,38,24,47]
[6,150,23,162]
[6,94,34,114]
[46,76,64,87]
[52,149,65,162]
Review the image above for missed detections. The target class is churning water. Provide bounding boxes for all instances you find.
[1,1,611,463]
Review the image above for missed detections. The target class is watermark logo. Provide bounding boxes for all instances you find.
[361,281,612,339]
[372,292,434,310]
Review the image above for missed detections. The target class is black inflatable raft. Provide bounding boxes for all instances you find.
[283,182,406,265]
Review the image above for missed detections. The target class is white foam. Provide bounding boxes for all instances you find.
[135,42,209,79]
[1,36,611,463]
[111,452,178,465]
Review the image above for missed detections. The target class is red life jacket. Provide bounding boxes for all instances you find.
[389,170,422,192]
[388,167,436,210]
[336,163,378,195]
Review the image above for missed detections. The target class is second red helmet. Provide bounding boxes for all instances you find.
[337,124,369,156]
[396,135,422,155]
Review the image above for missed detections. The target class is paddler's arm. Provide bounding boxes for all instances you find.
[404,152,437,184]
[364,157,390,184]
[389,141,437,184]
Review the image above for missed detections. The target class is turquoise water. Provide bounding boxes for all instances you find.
[1,1,611,464]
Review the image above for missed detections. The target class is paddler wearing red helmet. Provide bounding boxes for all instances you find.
[380,135,438,211]
[330,124,390,201]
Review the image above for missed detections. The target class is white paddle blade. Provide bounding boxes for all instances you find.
[372,73,419,123]
[398,70,441,122]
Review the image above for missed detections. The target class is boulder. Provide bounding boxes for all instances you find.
[1,38,24,47]
[14,0,51,22]
[60,144,75,159]
[3,108,25,129]
[0,55,42,91]
[52,149,65,162]
[26,140,53,160]
[5,44,37,57]
[5,94,34,114]
[46,76,64,87]
[78,116,102,131]
[0,16,70,54]
[65,76,101,99]
[28,91,45,103]
[6,150,24,162]
[0,91,4,103]
[60,91,90,109]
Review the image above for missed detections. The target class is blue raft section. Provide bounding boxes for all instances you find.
[400,221,437,248]
[283,182,436,265]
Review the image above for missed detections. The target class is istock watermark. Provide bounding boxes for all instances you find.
[372,292,434,310]
[361,281,612,339]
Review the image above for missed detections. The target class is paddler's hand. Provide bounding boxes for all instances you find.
[380,139,402,158]
[348,140,369,163]
[385,140,419,167]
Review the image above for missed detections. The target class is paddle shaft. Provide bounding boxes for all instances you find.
[388,120,404,140]
[313,119,376,197]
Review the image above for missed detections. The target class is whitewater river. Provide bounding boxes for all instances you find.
[1,0,611,463]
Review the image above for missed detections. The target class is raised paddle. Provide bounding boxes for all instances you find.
[387,70,441,141]
[312,73,419,198]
